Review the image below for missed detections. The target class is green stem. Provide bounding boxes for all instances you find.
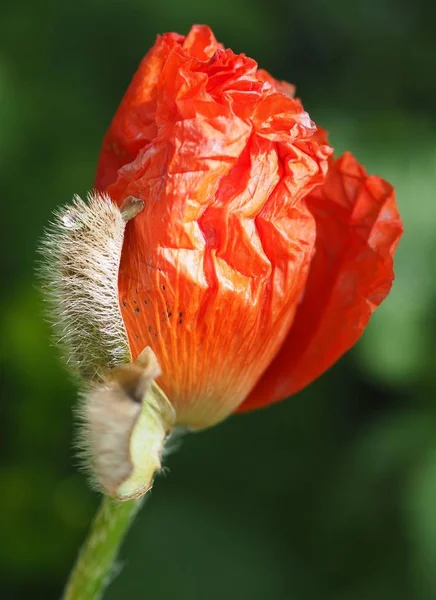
[62,495,143,600]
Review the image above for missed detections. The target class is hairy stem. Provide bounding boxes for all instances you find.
[62,496,143,600]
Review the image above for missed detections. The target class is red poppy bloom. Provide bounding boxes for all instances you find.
[95,25,402,429]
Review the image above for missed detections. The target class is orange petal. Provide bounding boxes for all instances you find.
[240,152,403,411]
[109,130,326,429]
[95,26,221,191]
[256,68,296,99]
[96,26,332,428]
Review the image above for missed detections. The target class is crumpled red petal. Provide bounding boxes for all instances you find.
[240,152,403,411]
[95,24,333,428]
[95,26,222,190]
[256,69,296,99]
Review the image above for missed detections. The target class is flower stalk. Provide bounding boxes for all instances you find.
[62,496,142,600]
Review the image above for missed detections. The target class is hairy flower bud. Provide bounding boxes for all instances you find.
[40,193,143,381]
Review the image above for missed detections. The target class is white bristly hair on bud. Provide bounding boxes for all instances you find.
[39,192,143,382]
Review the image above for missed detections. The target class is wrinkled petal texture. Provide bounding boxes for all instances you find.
[240,152,403,411]
[95,25,332,428]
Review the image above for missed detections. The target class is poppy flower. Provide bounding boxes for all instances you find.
[94,24,402,431]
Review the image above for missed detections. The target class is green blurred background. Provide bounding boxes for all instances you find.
[1,1,435,599]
